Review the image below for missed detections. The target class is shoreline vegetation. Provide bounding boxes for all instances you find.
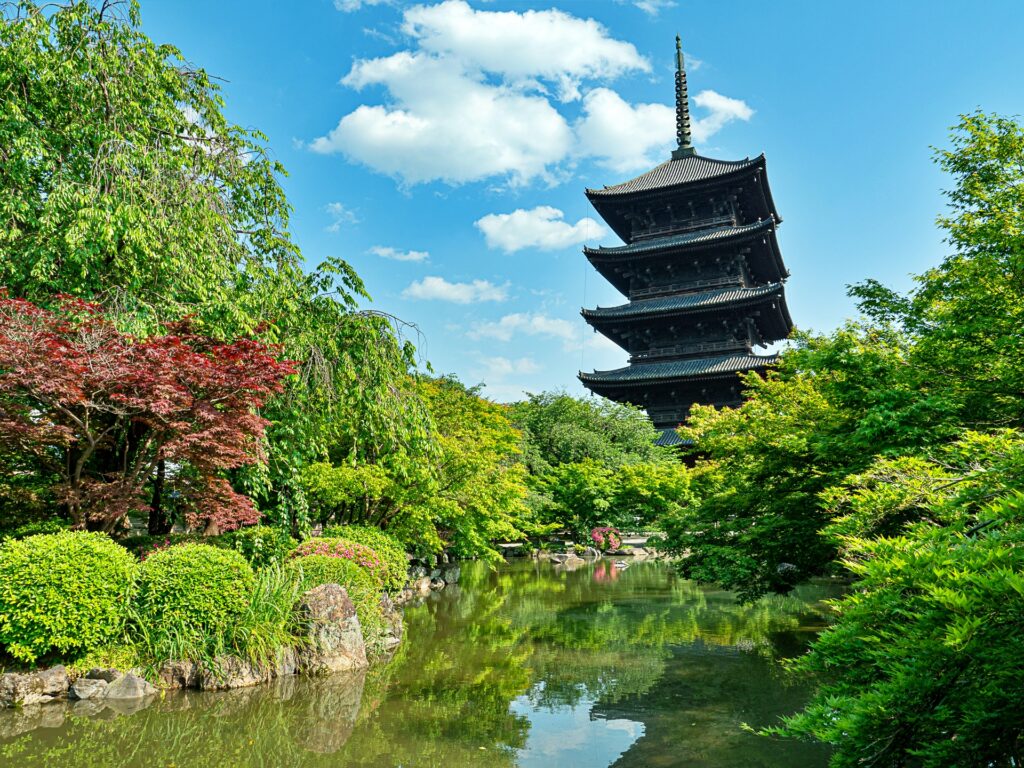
[1,1,1023,765]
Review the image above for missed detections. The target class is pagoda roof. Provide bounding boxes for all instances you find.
[586,154,763,199]
[655,428,691,447]
[579,352,777,387]
[584,219,774,259]
[582,283,784,322]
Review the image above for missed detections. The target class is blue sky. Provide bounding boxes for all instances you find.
[142,0,1024,402]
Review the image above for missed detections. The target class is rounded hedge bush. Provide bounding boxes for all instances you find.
[215,525,297,570]
[322,525,408,592]
[135,544,254,642]
[289,537,387,590]
[0,531,136,664]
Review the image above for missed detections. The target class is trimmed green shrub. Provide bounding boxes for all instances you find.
[289,537,387,590]
[0,531,136,663]
[285,554,385,650]
[215,525,297,570]
[322,525,408,592]
[134,544,254,649]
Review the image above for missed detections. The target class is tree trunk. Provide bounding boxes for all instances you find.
[147,460,171,534]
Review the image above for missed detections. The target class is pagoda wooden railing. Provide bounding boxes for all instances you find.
[632,214,736,241]
[631,339,748,362]
[630,275,741,300]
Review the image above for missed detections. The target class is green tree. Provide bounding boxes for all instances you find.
[509,391,665,474]
[0,1,433,533]
[769,432,1024,766]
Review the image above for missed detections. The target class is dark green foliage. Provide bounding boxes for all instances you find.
[134,544,255,650]
[215,525,298,570]
[0,519,69,542]
[0,531,136,663]
[119,533,204,559]
[322,525,408,592]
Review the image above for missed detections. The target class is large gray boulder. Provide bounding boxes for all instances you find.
[157,660,197,689]
[104,672,157,700]
[0,665,69,707]
[196,656,271,691]
[294,584,369,675]
[68,677,108,700]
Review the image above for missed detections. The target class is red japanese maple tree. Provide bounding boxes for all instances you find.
[0,296,295,533]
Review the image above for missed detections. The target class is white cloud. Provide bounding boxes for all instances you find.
[479,356,541,380]
[576,87,755,173]
[369,245,429,262]
[628,0,676,15]
[310,0,650,185]
[576,88,675,174]
[692,89,755,140]
[402,276,508,303]
[475,206,606,253]
[468,312,576,343]
[310,52,573,186]
[403,1,648,102]
[335,0,389,12]
[325,202,359,232]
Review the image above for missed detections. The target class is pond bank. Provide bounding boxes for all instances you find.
[1,559,837,767]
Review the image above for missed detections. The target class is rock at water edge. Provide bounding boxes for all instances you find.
[295,583,369,675]
[0,666,69,707]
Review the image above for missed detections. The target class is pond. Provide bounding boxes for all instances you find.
[0,558,836,767]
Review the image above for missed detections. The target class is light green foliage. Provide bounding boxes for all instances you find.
[134,545,254,654]
[0,519,69,542]
[510,391,678,540]
[227,565,302,669]
[413,377,539,560]
[322,525,408,593]
[215,525,297,570]
[660,321,963,599]
[0,531,136,663]
[301,376,541,561]
[509,391,665,473]
[542,459,691,540]
[301,462,396,528]
[0,0,333,330]
[770,433,1024,766]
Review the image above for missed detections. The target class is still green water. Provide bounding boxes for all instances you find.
[0,559,835,767]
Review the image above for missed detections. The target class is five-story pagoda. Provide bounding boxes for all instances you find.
[578,37,793,444]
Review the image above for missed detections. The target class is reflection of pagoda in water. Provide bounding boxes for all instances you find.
[579,37,793,444]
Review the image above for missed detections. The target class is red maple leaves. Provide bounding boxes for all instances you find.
[0,296,295,533]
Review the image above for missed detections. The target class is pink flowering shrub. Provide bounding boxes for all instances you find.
[289,536,387,590]
[590,526,622,551]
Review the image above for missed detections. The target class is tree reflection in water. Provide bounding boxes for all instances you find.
[0,560,837,767]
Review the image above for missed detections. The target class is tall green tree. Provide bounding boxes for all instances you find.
[0,0,432,532]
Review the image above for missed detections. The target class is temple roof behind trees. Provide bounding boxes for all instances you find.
[581,283,785,321]
[655,428,691,447]
[585,154,763,198]
[578,352,778,387]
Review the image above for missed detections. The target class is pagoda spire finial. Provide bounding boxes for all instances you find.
[672,34,696,160]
